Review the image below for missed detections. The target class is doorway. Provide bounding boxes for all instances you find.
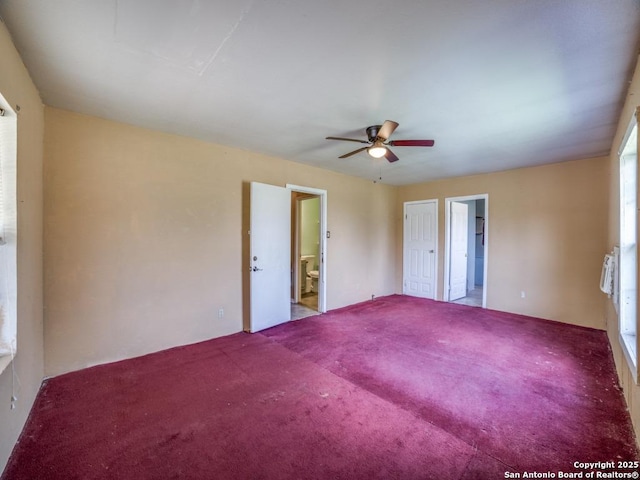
[444,194,488,308]
[288,184,327,320]
[292,193,320,318]
[246,182,327,333]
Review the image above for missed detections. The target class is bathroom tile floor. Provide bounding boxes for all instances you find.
[451,287,483,307]
[291,302,318,321]
[299,293,318,310]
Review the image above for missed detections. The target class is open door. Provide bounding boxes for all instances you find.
[449,201,468,301]
[249,182,291,332]
[444,194,488,307]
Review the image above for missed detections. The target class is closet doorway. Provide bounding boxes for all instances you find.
[444,194,488,308]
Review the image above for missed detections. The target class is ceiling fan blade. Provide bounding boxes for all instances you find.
[377,120,399,141]
[388,139,435,147]
[326,136,370,144]
[384,148,399,163]
[339,147,368,159]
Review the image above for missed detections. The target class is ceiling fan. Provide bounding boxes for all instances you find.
[326,120,434,163]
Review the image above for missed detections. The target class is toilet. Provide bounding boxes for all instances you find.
[308,269,319,293]
[300,255,315,294]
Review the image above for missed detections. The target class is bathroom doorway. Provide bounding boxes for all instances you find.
[444,194,488,308]
[288,185,327,320]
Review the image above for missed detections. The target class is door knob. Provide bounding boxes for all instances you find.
[252,266,263,272]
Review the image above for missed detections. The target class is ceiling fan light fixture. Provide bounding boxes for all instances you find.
[327,120,434,162]
[368,145,387,158]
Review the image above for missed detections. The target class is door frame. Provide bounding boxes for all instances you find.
[444,194,489,307]
[287,184,327,313]
[402,199,438,300]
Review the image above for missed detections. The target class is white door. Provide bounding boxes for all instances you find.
[449,201,468,301]
[249,182,291,332]
[403,201,437,299]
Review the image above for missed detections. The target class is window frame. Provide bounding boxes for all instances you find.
[0,95,17,376]
[618,111,639,384]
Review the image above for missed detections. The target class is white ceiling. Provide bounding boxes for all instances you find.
[1,0,639,185]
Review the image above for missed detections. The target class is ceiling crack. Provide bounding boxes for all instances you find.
[197,0,255,76]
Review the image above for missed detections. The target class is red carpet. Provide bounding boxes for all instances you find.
[2,295,638,479]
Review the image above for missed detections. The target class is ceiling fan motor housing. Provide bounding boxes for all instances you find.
[366,125,383,142]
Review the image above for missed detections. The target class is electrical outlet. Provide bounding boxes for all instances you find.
[521,291,526,299]
[218,308,224,319]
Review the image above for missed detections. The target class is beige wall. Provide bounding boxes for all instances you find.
[397,156,609,329]
[44,108,398,376]
[605,55,640,443]
[4,13,637,464]
[0,23,44,470]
